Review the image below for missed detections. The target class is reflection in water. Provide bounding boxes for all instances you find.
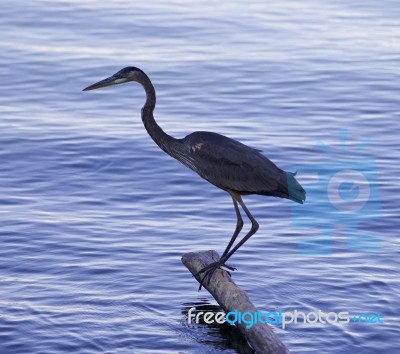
[181,300,254,353]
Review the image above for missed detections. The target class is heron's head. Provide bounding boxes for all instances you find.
[83,67,145,91]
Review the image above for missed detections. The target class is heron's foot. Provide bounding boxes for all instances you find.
[194,260,237,291]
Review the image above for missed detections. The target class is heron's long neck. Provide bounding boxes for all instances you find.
[137,73,180,157]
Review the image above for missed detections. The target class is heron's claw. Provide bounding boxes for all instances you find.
[194,260,237,291]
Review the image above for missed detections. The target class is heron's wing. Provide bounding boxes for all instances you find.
[180,132,285,194]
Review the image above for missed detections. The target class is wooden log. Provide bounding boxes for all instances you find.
[182,250,290,354]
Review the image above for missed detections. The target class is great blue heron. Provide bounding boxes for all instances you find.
[83,66,306,290]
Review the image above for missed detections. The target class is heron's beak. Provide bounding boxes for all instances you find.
[83,75,127,91]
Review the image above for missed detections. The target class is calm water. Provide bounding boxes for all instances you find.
[1,1,399,353]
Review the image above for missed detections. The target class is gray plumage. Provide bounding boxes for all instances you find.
[180,131,305,203]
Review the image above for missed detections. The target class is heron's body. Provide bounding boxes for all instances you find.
[84,66,306,290]
[179,131,304,203]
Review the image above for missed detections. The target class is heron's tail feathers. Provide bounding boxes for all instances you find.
[286,171,306,204]
[256,171,306,204]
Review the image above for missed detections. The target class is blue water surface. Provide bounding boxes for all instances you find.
[1,1,399,353]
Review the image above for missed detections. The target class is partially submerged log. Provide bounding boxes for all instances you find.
[182,250,290,354]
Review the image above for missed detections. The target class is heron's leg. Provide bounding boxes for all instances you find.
[221,192,244,259]
[195,192,242,272]
[194,192,241,278]
[195,193,249,291]
[221,197,259,264]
